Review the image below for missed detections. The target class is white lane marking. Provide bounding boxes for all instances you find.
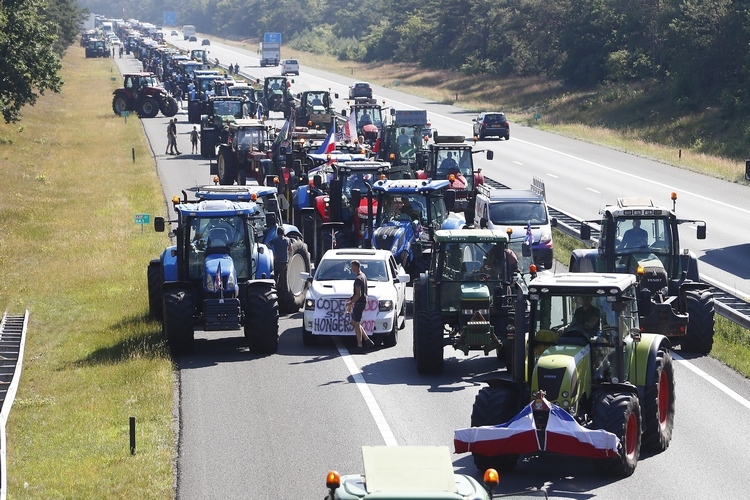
[334,338,399,446]
[513,161,524,166]
[586,187,600,194]
[672,352,750,411]
[547,173,559,178]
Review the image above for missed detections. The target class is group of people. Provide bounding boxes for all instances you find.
[165,119,201,155]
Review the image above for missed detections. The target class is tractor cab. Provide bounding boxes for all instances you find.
[344,98,385,144]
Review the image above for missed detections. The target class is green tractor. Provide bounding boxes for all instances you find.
[456,273,675,477]
[573,195,715,354]
[412,229,537,374]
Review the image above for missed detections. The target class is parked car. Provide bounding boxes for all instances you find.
[301,248,409,347]
[349,81,373,99]
[281,59,300,76]
[188,35,197,42]
[202,38,211,46]
[472,112,510,140]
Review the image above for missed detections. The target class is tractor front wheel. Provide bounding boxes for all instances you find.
[641,349,675,452]
[592,391,641,477]
[471,385,521,472]
[244,281,280,353]
[277,238,311,314]
[162,287,195,355]
[160,96,179,117]
[682,289,715,354]
[414,310,444,374]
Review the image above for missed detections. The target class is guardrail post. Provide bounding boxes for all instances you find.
[130,416,136,455]
[745,159,750,181]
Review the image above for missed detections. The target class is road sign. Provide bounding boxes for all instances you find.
[135,214,151,225]
[163,11,176,26]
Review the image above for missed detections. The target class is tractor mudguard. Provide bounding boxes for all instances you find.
[254,243,273,279]
[281,223,303,241]
[630,333,671,388]
[569,248,599,273]
[162,280,193,294]
[441,217,468,230]
[161,245,178,282]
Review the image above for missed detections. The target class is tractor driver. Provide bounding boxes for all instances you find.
[398,128,411,147]
[562,296,601,335]
[620,219,649,249]
[439,151,459,172]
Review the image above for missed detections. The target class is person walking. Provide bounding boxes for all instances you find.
[170,118,181,155]
[190,126,199,154]
[346,260,375,353]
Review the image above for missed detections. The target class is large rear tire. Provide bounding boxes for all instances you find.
[138,97,159,118]
[217,149,236,185]
[470,386,521,472]
[591,392,641,477]
[277,238,311,314]
[244,281,280,353]
[112,95,129,115]
[641,349,675,452]
[147,259,162,320]
[414,310,444,374]
[681,289,715,354]
[160,96,178,117]
[162,288,195,355]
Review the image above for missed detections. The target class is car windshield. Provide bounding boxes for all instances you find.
[315,258,389,282]
[490,201,548,225]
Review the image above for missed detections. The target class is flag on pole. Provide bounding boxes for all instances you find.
[274,118,291,147]
[525,222,534,246]
[342,112,357,143]
[316,121,336,154]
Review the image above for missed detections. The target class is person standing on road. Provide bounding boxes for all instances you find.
[119,45,123,58]
[346,260,375,354]
[270,227,292,287]
[171,118,181,155]
[190,126,199,154]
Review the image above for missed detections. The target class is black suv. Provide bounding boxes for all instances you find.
[472,112,510,140]
[348,81,373,99]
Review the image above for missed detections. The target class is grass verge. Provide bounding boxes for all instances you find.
[0,49,173,497]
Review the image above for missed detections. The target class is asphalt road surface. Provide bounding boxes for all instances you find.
[116,38,750,499]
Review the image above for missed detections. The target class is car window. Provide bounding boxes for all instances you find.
[315,258,388,282]
[484,114,505,124]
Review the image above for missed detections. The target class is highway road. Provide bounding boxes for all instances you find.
[118,36,750,498]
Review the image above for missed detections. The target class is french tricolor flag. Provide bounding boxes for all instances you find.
[316,121,337,154]
[454,400,619,459]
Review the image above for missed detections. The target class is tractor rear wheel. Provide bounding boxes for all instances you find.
[414,310,444,374]
[592,391,641,477]
[147,259,163,320]
[681,289,715,354]
[244,281,279,353]
[217,149,236,185]
[160,96,178,117]
[112,95,129,115]
[162,287,195,355]
[641,349,675,452]
[277,238,311,314]
[138,97,159,118]
[470,385,521,472]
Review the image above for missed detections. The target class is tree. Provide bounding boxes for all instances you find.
[0,0,64,123]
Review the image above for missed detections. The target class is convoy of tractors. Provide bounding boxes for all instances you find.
[100,21,719,487]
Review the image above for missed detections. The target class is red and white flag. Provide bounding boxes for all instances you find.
[316,121,337,154]
[454,400,619,459]
[342,112,357,143]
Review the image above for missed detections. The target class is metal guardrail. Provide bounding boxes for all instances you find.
[483,176,750,330]
[0,310,29,500]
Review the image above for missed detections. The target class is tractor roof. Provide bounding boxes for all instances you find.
[434,228,509,243]
[433,135,467,145]
[372,178,450,193]
[528,272,637,295]
[227,118,267,129]
[603,196,674,218]
[174,198,259,217]
[196,185,277,201]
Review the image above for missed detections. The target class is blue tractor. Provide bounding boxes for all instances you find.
[147,190,279,354]
[196,184,312,313]
[363,179,460,280]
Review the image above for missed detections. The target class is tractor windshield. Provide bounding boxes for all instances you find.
[439,241,510,283]
[188,216,251,280]
[379,193,430,226]
[607,216,673,274]
[435,147,474,185]
[355,107,383,129]
[214,101,244,119]
[235,127,266,151]
[391,125,424,164]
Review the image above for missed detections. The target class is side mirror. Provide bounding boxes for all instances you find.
[550,217,557,228]
[444,190,456,212]
[334,93,339,99]
[696,223,706,239]
[580,223,591,240]
[390,108,396,116]
[480,217,488,229]
[486,150,494,161]
[265,212,278,228]
[313,174,322,189]
[154,217,165,232]
[639,289,653,316]
[397,273,411,283]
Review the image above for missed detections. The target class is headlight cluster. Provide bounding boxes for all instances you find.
[305,299,315,310]
[206,272,235,292]
[539,231,552,244]
[379,300,393,311]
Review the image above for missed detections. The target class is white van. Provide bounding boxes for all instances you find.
[281,59,299,76]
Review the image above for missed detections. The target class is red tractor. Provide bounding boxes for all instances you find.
[112,73,179,118]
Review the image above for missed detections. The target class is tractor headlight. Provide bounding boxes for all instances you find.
[379,300,393,311]
[226,273,236,291]
[305,299,315,310]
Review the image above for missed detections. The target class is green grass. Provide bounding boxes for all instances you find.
[0,49,174,497]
